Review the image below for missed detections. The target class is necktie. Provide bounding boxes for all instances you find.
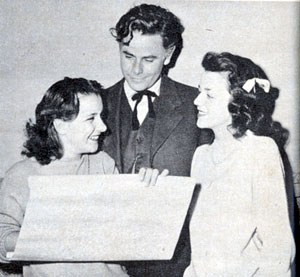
[131,90,157,130]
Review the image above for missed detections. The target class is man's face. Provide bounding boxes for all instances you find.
[119,31,174,91]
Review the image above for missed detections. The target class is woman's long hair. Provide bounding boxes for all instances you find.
[202,52,289,149]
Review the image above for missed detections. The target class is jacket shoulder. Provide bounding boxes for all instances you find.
[165,76,198,94]
[105,79,124,94]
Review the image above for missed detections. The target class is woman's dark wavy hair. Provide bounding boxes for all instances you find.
[202,52,289,148]
[21,77,104,165]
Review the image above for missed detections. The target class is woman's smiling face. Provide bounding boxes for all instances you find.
[60,93,107,159]
[194,71,232,131]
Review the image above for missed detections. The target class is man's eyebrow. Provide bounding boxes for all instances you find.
[122,50,134,56]
[143,55,157,59]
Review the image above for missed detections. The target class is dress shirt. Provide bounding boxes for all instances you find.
[124,78,161,125]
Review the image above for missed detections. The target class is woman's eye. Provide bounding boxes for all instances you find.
[86,117,95,121]
[207,94,214,99]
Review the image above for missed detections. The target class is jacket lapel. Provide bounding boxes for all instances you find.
[113,80,125,171]
[151,76,183,156]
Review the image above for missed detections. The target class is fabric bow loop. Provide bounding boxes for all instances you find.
[131,90,157,130]
[242,78,270,93]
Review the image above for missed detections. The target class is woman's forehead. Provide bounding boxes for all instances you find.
[77,94,102,113]
[200,71,229,89]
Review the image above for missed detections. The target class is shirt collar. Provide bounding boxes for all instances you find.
[124,78,161,99]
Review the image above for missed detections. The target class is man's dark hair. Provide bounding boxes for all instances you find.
[111,4,184,73]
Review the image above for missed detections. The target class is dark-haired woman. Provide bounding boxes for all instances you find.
[0,77,162,276]
[184,52,295,276]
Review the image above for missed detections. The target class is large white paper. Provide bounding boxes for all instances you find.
[11,174,196,262]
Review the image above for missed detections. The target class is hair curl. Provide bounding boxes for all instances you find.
[22,77,104,165]
[202,52,289,148]
[110,4,184,74]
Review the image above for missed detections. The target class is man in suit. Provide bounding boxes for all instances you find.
[103,3,210,276]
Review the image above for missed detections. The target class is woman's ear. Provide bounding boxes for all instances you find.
[53,119,68,135]
[164,46,176,65]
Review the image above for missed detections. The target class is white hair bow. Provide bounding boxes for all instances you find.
[242,78,270,93]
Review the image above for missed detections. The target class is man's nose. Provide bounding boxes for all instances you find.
[133,60,143,75]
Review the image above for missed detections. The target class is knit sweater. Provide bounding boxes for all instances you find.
[0,151,128,277]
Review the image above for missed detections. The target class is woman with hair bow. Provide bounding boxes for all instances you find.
[184,52,295,276]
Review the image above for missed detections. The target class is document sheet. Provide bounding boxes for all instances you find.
[11,174,196,261]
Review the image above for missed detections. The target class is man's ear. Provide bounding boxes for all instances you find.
[53,119,68,135]
[164,46,176,65]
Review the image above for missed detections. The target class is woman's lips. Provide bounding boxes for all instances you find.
[89,135,100,141]
[197,110,207,117]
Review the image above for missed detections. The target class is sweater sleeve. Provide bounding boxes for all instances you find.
[0,162,30,263]
[251,138,295,275]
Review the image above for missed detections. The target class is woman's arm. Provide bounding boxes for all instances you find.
[253,139,295,275]
[0,164,29,263]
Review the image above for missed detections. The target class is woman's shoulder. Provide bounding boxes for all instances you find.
[5,158,39,180]
[242,131,278,152]
[241,131,280,162]
[1,158,39,195]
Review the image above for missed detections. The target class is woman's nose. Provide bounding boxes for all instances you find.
[96,117,107,133]
[194,92,204,107]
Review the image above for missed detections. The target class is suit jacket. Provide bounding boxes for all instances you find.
[102,76,207,276]
[103,75,201,177]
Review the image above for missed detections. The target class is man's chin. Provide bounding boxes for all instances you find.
[128,84,148,92]
[126,78,149,91]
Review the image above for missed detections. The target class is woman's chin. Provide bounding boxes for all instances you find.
[84,144,99,154]
[196,120,209,129]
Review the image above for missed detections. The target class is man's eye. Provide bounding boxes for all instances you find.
[207,94,214,99]
[125,55,132,59]
[145,58,154,62]
[86,117,95,121]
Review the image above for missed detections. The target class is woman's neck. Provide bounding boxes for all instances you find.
[58,154,83,163]
[210,125,240,164]
[213,124,236,146]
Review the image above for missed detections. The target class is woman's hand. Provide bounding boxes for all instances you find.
[138,168,169,186]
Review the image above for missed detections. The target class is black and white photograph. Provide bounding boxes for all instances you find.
[0,1,299,276]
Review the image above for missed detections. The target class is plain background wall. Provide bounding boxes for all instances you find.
[0,1,299,182]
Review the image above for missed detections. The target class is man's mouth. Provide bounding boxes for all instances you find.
[130,77,145,82]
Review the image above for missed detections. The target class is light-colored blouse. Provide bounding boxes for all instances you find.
[185,132,295,276]
[0,151,128,277]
